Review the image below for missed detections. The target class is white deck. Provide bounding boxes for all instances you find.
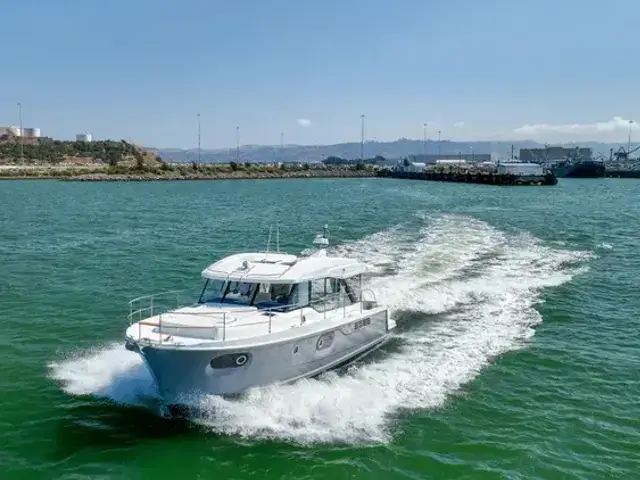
[125,300,377,347]
[201,251,368,285]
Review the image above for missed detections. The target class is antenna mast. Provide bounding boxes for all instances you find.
[265,225,273,253]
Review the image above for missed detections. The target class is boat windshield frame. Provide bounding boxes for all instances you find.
[198,279,300,311]
[197,274,364,313]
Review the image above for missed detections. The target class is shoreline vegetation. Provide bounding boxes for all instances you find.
[0,137,376,181]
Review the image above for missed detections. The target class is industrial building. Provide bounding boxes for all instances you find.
[519,146,592,163]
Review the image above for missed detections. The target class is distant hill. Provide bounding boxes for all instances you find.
[150,139,628,164]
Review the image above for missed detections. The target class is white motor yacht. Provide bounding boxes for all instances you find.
[124,225,395,406]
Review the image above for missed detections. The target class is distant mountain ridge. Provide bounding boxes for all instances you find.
[148,139,631,164]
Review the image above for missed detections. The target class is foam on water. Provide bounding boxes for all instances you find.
[48,213,592,444]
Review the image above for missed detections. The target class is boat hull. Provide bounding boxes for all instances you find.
[552,161,605,178]
[135,309,391,406]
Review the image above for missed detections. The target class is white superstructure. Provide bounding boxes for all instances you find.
[497,162,544,176]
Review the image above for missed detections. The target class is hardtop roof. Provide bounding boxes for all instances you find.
[201,252,367,284]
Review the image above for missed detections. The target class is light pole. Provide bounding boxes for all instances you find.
[236,126,240,163]
[197,113,201,163]
[422,123,427,157]
[437,130,441,157]
[17,102,23,164]
[628,120,634,155]
[360,114,365,162]
[280,132,284,163]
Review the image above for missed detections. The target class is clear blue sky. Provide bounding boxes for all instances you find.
[1,0,638,148]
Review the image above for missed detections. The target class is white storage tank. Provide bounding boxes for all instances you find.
[7,125,21,136]
[76,133,92,142]
[497,162,543,176]
[22,127,41,138]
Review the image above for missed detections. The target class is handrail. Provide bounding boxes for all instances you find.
[360,288,377,303]
[127,288,380,344]
[128,289,189,306]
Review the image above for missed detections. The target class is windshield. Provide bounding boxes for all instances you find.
[198,279,297,308]
[223,281,258,305]
[199,279,227,303]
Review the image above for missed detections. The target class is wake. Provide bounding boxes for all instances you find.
[49,213,591,444]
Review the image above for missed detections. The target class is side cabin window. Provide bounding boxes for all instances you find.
[290,282,310,308]
[309,275,362,312]
[255,283,311,311]
[253,283,293,308]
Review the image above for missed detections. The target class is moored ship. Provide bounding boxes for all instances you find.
[520,146,606,178]
[547,158,605,178]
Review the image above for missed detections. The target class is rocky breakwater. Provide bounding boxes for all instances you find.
[377,167,557,186]
[62,167,376,181]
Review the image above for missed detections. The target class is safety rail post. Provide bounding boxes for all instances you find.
[268,315,272,334]
[223,313,226,341]
[342,290,346,318]
[150,296,154,318]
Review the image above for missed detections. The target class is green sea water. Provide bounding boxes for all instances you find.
[1,178,638,479]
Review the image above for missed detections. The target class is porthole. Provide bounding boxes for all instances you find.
[210,352,251,369]
[316,331,335,351]
[293,345,299,355]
